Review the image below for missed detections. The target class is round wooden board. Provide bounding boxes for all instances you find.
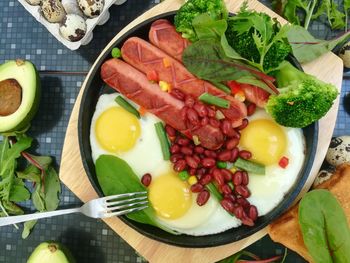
[59,0,344,262]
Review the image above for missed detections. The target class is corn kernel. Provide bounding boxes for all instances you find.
[230,167,237,173]
[188,176,198,185]
[234,91,246,102]
[159,81,171,92]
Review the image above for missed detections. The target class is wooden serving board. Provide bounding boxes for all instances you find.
[59,0,344,262]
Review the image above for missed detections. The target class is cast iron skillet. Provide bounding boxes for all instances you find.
[78,11,318,248]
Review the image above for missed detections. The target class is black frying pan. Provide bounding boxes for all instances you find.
[78,11,318,248]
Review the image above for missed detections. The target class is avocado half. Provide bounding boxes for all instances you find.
[0,59,40,133]
[27,241,76,263]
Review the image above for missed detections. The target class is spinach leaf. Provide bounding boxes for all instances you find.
[287,25,350,63]
[299,189,350,263]
[9,178,30,202]
[16,165,41,183]
[43,166,60,211]
[192,13,227,40]
[95,155,178,234]
[22,220,37,239]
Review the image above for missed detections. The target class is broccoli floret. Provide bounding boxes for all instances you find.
[174,0,228,42]
[266,61,338,128]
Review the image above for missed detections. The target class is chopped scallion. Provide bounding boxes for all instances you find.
[154,122,171,160]
[233,158,265,175]
[206,182,223,201]
[199,93,230,109]
[115,96,140,119]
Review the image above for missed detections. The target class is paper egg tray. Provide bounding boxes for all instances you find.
[18,0,128,50]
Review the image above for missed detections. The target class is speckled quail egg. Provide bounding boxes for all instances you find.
[77,0,104,18]
[326,136,350,166]
[59,14,86,42]
[25,0,41,6]
[339,42,350,69]
[41,0,66,23]
[62,0,84,17]
[313,167,335,188]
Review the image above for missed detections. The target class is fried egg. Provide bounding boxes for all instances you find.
[239,109,305,216]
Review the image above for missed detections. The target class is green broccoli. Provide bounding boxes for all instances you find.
[266,61,338,128]
[174,0,228,42]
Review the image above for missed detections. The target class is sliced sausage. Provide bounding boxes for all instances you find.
[101,58,224,150]
[121,37,247,126]
[149,19,190,62]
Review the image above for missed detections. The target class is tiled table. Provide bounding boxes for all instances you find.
[0,1,349,262]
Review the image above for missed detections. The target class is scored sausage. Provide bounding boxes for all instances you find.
[121,37,247,127]
[100,58,224,150]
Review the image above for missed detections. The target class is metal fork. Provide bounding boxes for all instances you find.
[0,191,148,227]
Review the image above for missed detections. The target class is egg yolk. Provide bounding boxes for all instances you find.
[240,119,287,166]
[95,106,141,153]
[148,172,192,220]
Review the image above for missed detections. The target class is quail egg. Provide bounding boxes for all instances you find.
[326,136,350,166]
[77,0,104,18]
[62,0,84,17]
[339,42,350,69]
[313,167,335,187]
[25,0,41,5]
[59,14,86,42]
[41,0,66,23]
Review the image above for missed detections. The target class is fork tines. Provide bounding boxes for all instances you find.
[103,191,148,217]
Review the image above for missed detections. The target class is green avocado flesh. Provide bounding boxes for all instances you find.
[27,242,75,263]
[0,59,40,133]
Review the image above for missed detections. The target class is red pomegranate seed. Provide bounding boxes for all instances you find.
[237,118,249,130]
[180,106,188,120]
[197,189,210,206]
[239,150,252,160]
[165,125,176,137]
[186,156,199,169]
[181,146,193,155]
[233,171,243,186]
[249,205,258,221]
[247,103,256,116]
[200,117,209,126]
[207,108,216,118]
[224,194,236,203]
[213,169,224,186]
[221,169,232,181]
[171,89,185,101]
[241,213,255,226]
[194,103,208,117]
[193,154,201,164]
[189,168,197,175]
[234,206,244,219]
[220,199,235,213]
[177,137,190,146]
[174,160,187,172]
[217,150,232,161]
[230,148,239,162]
[221,184,232,195]
[185,96,195,107]
[204,150,217,158]
[194,146,204,154]
[187,108,199,124]
[225,138,239,150]
[170,153,183,163]
[191,183,203,193]
[199,174,212,185]
[201,158,216,168]
[221,120,233,136]
[242,171,249,185]
[141,173,152,187]
[236,197,250,208]
[197,168,206,176]
[235,185,250,198]
[170,144,180,154]
[209,118,220,128]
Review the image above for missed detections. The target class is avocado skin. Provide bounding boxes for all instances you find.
[27,241,76,263]
[0,60,41,133]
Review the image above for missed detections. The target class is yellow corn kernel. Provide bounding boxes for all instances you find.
[163,57,171,68]
[159,81,171,92]
[188,176,198,186]
[234,91,246,102]
[230,167,237,174]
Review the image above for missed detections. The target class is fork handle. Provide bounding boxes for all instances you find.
[0,208,81,227]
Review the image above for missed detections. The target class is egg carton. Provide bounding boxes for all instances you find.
[18,0,128,50]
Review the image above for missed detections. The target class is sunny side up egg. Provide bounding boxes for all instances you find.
[90,93,238,236]
[239,109,305,216]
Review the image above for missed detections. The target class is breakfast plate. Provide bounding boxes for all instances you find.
[59,0,343,261]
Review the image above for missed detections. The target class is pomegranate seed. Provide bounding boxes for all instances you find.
[187,108,199,124]
[213,169,224,186]
[191,183,203,193]
[221,169,232,181]
[239,150,252,160]
[171,89,185,101]
[233,171,243,186]
[170,153,183,163]
[199,174,212,185]
[242,171,249,185]
[194,146,204,154]
[185,96,195,107]
[217,150,232,161]
[221,199,235,213]
[174,160,187,172]
[249,205,258,221]
[236,197,250,208]
[197,189,210,206]
[141,173,152,187]
[193,103,208,117]
[247,103,256,116]
[208,108,216,118]
[165,125,176,137]
[197,168,206,176]
[221,184,232,195]
[225,138,239,150]
[234,206,244,219]
[177,137,190,146]
[221,120,233,136]
[209,118,220,128]
[224,194,236,203]
[235,185,250,198]
[200,117,209,126]
[241,214,255,226]
[186,156,199,169]
[204,150,217,158]
[193,154,201,164]
[180,106,188,120]
[237,118,249,130]
[230,148,239,162]
[188,168,196,175]
[170,144,180,154]
[201,158,216,168]
[181,146,193,155]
